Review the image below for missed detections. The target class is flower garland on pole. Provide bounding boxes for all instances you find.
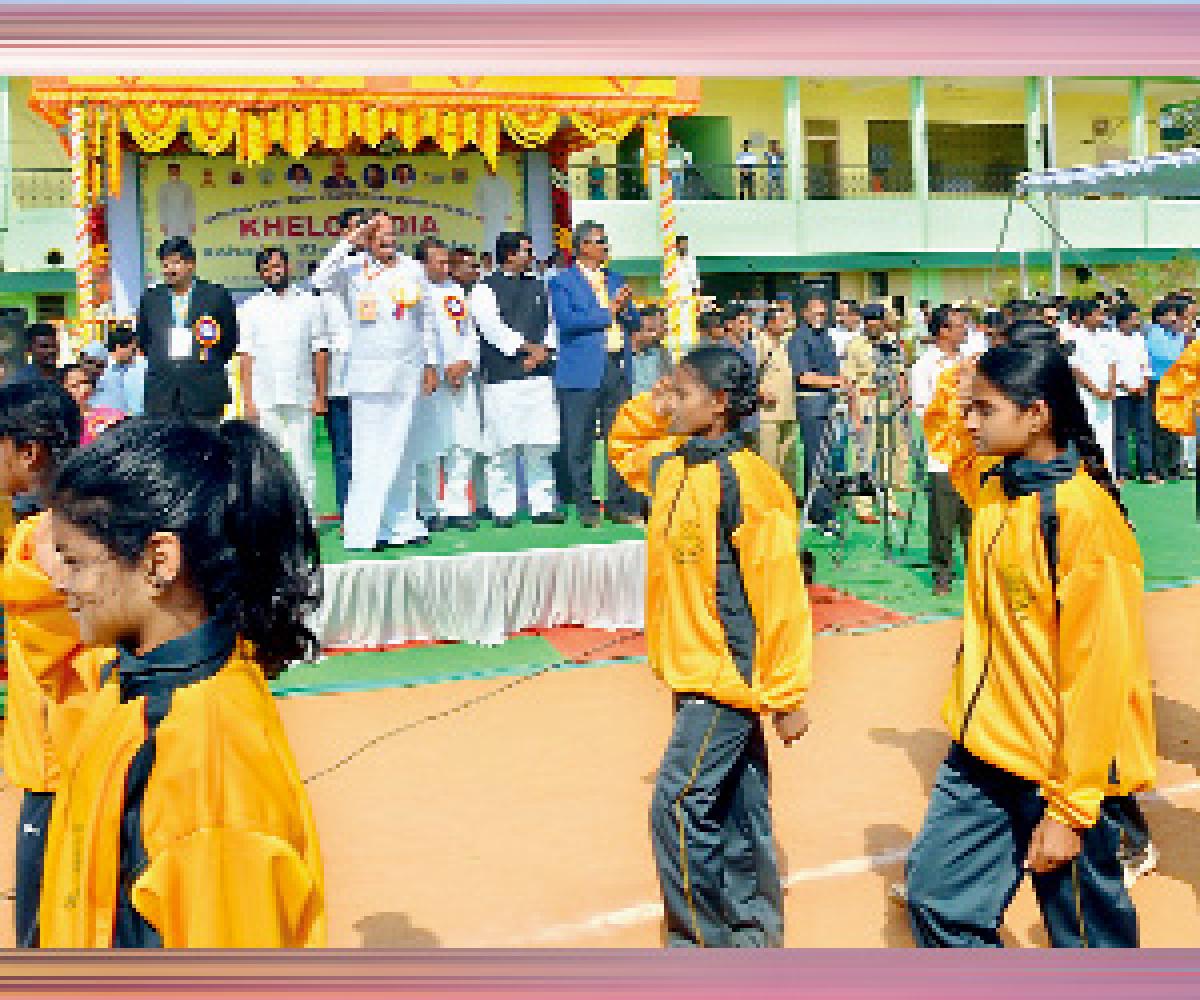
[69,104,95,343]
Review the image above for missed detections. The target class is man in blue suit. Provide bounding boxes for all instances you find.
[549,220,640,528]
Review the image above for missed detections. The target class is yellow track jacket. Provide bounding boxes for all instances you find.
[609,392,811,714]
[1155,338,1200,434]
[924,372,1156,828]
[1,512,106,794]
[34,633,326,948]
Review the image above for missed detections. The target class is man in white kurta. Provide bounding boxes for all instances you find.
[467,231,561,525]
[313,214,439,550]
[237,247,329,510]
[1069,300,1118,474]
[414,239,482,529]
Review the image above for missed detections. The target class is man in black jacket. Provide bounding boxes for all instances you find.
[135,237,238,423]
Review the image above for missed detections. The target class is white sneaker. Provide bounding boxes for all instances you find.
[1121,841,1159,890]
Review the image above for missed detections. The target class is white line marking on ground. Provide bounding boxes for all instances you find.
[520,778,1200,945]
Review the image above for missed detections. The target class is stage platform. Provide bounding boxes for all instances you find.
[314,516,647,649]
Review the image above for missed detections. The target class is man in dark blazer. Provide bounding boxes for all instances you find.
[135,237,239,423]
[549,221,640,528]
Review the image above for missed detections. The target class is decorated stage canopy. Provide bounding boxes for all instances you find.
[29,75,701,347]
[1017,146,1200,198]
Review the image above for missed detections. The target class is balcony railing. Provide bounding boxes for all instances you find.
[573,162,1030,201]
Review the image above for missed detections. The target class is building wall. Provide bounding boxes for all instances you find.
[8,77,68,170]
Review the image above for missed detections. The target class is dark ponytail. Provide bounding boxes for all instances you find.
[680,345,758,423]
[975,344,1129,522]
[49,418,321,677]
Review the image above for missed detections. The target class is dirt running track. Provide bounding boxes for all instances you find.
[0,586,1198,949]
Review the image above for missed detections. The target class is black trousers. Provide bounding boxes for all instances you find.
[907,744,1138,948]
[1148,380,1182,478]
[928,471,971,583]
[558,355,639,518]
[1113,394,1152,481]
[798,399,836,526]
[15,790,53,948]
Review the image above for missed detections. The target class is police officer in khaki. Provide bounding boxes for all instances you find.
[842,303,909,524]
[754,304,798,491]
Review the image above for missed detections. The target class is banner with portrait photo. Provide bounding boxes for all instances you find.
[140,152,525,292]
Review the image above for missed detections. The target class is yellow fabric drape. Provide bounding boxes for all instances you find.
[568,112,639,145]
[501,110,560,148]
[189,107,240,156]
[123,105,183,153]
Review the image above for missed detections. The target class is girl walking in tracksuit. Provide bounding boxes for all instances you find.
[906,339,1156,947]
[609,345,812,948]
[32,418,326,947]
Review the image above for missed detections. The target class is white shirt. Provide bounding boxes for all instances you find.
[911,345,961,474]
[157,178,195,238]
[467,279,558,356]
[831,325,859,359]
[314,288,352,398]
[1113,331,1151,397]
[236,286,329,408]
[1070,327,1118,399]
[427,280,480,370]
[676,255,699,297]
[736,151,758,168]
[310,239,367,321]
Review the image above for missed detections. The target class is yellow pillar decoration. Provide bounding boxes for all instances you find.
[90,104,105,199]
[106,104,123,202]
[70,105,94,339]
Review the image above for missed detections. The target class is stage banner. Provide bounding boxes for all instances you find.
[139,151,524,291]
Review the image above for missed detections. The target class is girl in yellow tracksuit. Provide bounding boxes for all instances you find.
[905,340,1156,948]
[0,380,100,948]
[33,418,325,948]
[609,345,812,948]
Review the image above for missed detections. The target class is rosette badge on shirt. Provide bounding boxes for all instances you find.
[192,315,222,361]
[444,293,467,334]
[385,273,423,321]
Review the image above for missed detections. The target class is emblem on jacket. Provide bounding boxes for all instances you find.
[670,518,705,565]
[998,563,1033,619]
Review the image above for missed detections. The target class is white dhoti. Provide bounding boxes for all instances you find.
[410,388,451,521]
[258,404,316,512]
[345,377,425,550]
[1084,394,1115,475]
[438,378,483,518]
[480,375,559,518]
